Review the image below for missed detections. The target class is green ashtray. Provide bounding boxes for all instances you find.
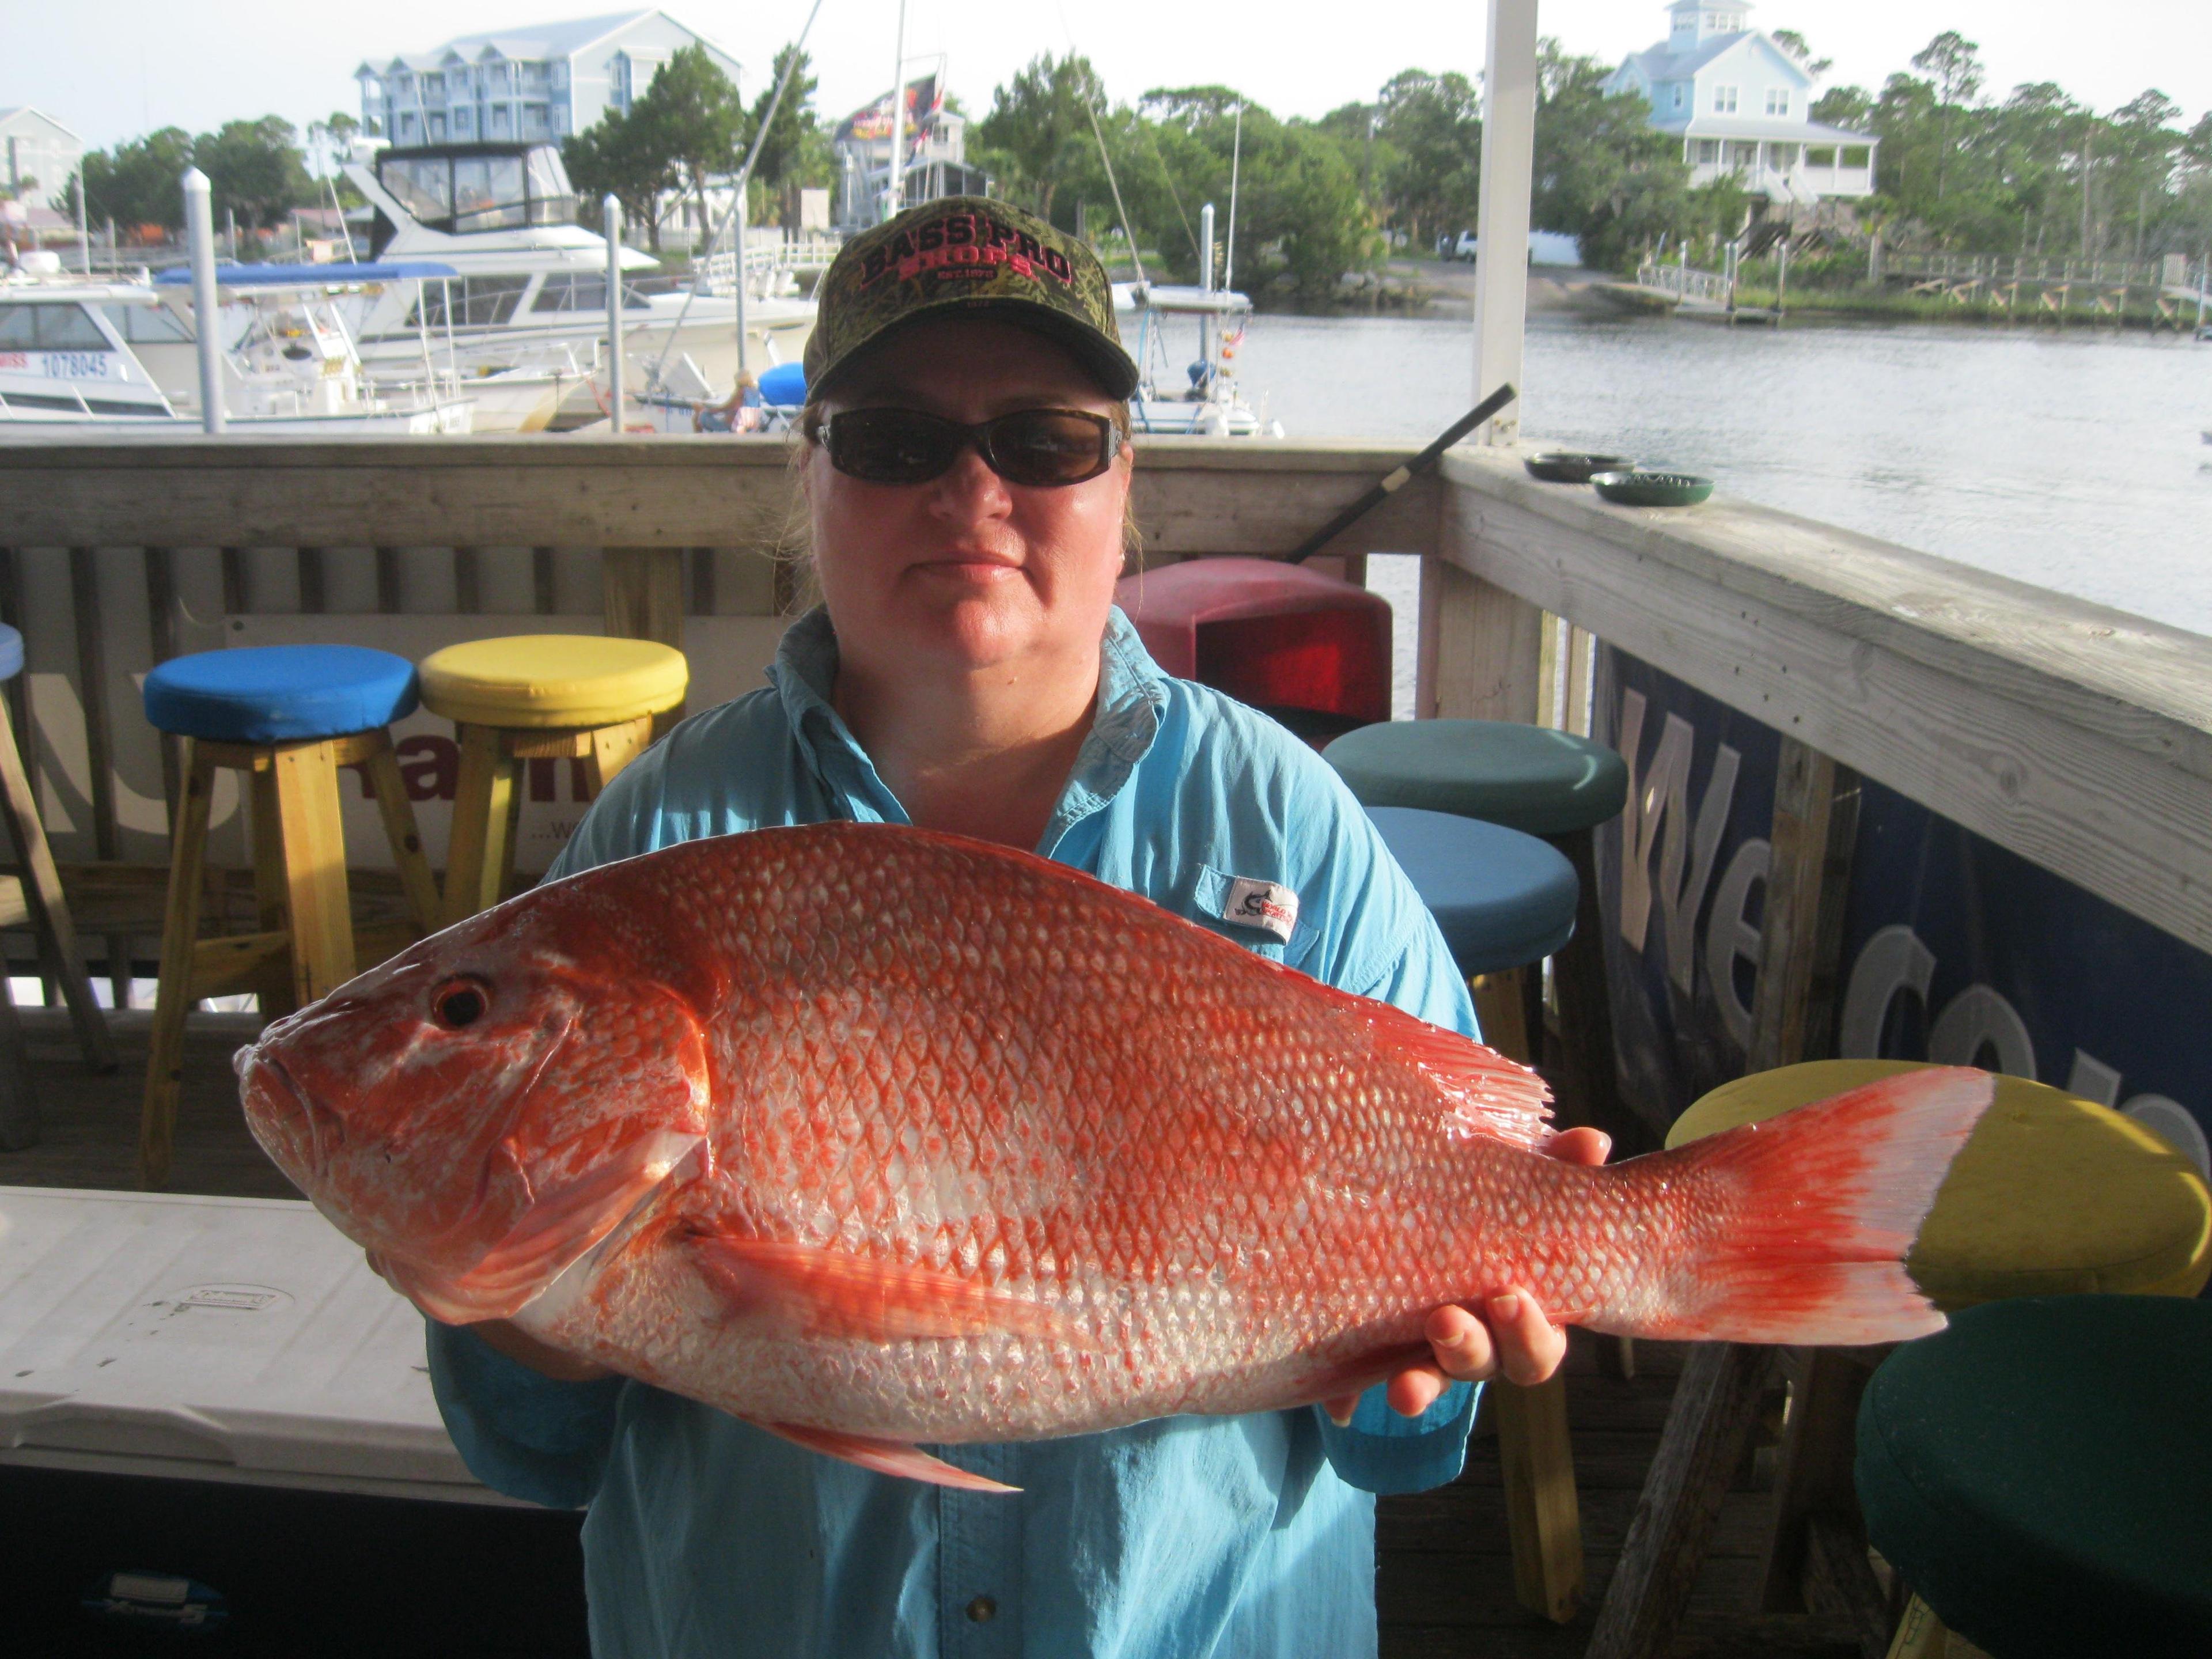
[1590,469,1714,507]
[1524,451,1631,484]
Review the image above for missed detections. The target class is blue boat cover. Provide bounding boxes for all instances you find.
[757,362,807,406]
[153,262,460,287]
[143,646,419,743]
[0,624,22,684]
[1365,805,1578,976]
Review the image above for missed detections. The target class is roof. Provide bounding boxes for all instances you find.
[1671,115,1877,144]
[0,107,83,142]
[362,9,736,73]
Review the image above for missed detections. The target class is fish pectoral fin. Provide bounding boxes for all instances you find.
[690,1235,1081,1346]
[756,1421,1021,1493]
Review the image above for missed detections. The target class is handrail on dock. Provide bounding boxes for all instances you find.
[2,434,2207,965]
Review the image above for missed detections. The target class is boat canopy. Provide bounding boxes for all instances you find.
[1113,282,1253,315]
[153,263,460,289]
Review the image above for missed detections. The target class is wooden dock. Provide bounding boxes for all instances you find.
[2,1009,1865,1659]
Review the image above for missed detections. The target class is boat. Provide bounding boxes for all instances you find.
[1113,278,1281,438]
[336,139,815,421]
[2,274,472,433]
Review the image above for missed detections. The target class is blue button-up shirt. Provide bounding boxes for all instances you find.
[426,607,1482,1659]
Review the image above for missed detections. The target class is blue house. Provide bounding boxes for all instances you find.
[1605,2,1878,206]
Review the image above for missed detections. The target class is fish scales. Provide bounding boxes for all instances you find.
[240,823,1991,1487]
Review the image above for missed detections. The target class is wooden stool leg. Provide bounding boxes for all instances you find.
[1495,1372,1585,1622]
[1467,962,1585,1623]
[362,736,440,938]
[271,741,356,1003]
[1548,825,1643,1153]
[584,713,656,796]
[249,764,297,1020]
[139,743,216,1190]
[0,964,37,1152]
[1586,1342,1778,1659]
[0,690,114,1072]
[444,725,517,926]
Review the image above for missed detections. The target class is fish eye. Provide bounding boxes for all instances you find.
[431,976,490,1031]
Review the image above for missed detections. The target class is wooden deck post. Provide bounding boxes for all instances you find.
[603,547,687,731]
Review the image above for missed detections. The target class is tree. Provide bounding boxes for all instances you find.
[1531,41,1692,271]
[632,43,749,240]
[563,107,678,249]
[78,128,196,230]
[1370,70,1482,248]
[976,53,1108,225]
[195,116,315,232]
[748,43,834,226]
[1910,32,1985,200]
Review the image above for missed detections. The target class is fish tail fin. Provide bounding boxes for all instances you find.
[1606,1066,1992,1347]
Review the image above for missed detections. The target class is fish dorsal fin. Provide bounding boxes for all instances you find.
[1301,978,1554,1149]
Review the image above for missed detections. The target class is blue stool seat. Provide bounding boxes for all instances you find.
[143,646,419,744]
[0,624,21,683]
[1368,805,1579,976]
[1327,719,1628,837]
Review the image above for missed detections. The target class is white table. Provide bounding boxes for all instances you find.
[0,1185,517,1506]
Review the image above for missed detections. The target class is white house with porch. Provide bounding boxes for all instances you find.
[355,10,741,147]
[1605,2,1877,205]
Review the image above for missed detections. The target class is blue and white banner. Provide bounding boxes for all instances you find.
[1594,647,2211,1180]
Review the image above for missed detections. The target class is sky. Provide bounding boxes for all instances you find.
[5,1,2206,155]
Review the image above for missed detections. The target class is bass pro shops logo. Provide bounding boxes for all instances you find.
[1222,877,1300,944]
[857,212,1077,289]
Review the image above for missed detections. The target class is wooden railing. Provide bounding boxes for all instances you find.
[5,430,2210,971]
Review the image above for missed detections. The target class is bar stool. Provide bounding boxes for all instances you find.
[139,645,440,1189]
[1605,1060,2212,1659]
[1325,721,1634,1150]
[1366,804,1587,1623]
[0,621,116,1152]
[419,635,687,924]
[1857,1294,2212,1659]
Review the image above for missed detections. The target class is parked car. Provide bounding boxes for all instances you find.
[1436,230,1479,262]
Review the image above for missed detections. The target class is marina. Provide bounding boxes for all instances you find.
[3,1,2211,1655]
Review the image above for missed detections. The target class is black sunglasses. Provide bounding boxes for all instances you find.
[819,407,1124,488]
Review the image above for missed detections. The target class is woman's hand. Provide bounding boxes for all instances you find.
[365,1250,615,1383]
[1322,1126,1612,1427]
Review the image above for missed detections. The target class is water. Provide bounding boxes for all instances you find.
[1200,312,2212,637]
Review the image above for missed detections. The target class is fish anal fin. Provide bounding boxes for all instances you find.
[757,1421,1020,1492]
[691,1234,1080,1346]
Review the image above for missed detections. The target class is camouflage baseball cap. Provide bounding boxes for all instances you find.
[804,196,1138,401]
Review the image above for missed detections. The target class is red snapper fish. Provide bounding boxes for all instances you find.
[238,823,1990,1492]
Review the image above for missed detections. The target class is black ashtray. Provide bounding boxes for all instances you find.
[1524,452,1631,484]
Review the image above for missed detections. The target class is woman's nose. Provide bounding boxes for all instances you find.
[925,442,1012,521]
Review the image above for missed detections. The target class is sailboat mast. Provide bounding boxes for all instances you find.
[1224,103,1241,291]
[885,0,909,219]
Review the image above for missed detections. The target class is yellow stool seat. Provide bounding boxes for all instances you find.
[418,634,688,729]
[1671,1059,2212,1308]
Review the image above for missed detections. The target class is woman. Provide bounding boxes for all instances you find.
[429,197,1606,1658]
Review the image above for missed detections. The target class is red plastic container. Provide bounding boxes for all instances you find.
[1116,556,1392,741]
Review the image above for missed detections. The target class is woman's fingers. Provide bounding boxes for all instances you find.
[1543,1126,1611,1166]
[1322,1392,1360,1427]
[1486,1289,1570,1387]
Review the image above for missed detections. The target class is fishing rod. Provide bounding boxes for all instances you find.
[644,0,828,392]
[1283,382,1517,563]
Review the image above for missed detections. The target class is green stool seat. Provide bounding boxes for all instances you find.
[1858,1295,2212,1658]
[1324,719,1628,836]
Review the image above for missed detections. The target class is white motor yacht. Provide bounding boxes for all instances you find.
[339,140,815,421]
[0,276,472,434]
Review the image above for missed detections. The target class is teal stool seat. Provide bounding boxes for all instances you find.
[1858,1296,2212,1658]
[1368,806,1577,976]
[1324,719,1627,836]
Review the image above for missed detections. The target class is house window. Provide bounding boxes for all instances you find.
[1713,85,1738,114]
[453,107,473,136]
[1807,145,1836,168]
[1696,139,1720,164]
[1672,85,1686,110]
[611,53,632,110]
[1842,146,1871,169]
[1766,89,1789,116]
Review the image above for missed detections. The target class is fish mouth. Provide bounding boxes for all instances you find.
[236,1045,335,1186]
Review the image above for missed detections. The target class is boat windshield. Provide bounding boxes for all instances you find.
[376,145,575,233]
[0,303,113,351]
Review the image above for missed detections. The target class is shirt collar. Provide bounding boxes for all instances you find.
[764,605,1169,851]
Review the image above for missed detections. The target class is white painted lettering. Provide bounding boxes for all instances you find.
[1705,836,1769,1046]
[1838,923,1936,1058]
[1927,984,2037,1079]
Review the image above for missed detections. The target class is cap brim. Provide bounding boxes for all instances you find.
[809,294,1139,403]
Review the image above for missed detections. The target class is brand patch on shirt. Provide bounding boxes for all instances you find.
[1220,877,1299,943]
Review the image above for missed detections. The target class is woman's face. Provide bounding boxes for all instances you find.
[804,315,1132,680]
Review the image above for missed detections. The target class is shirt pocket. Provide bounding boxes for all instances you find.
[1189,864,1308,962]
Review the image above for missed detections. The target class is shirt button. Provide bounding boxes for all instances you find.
[965,1595,997,1623]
